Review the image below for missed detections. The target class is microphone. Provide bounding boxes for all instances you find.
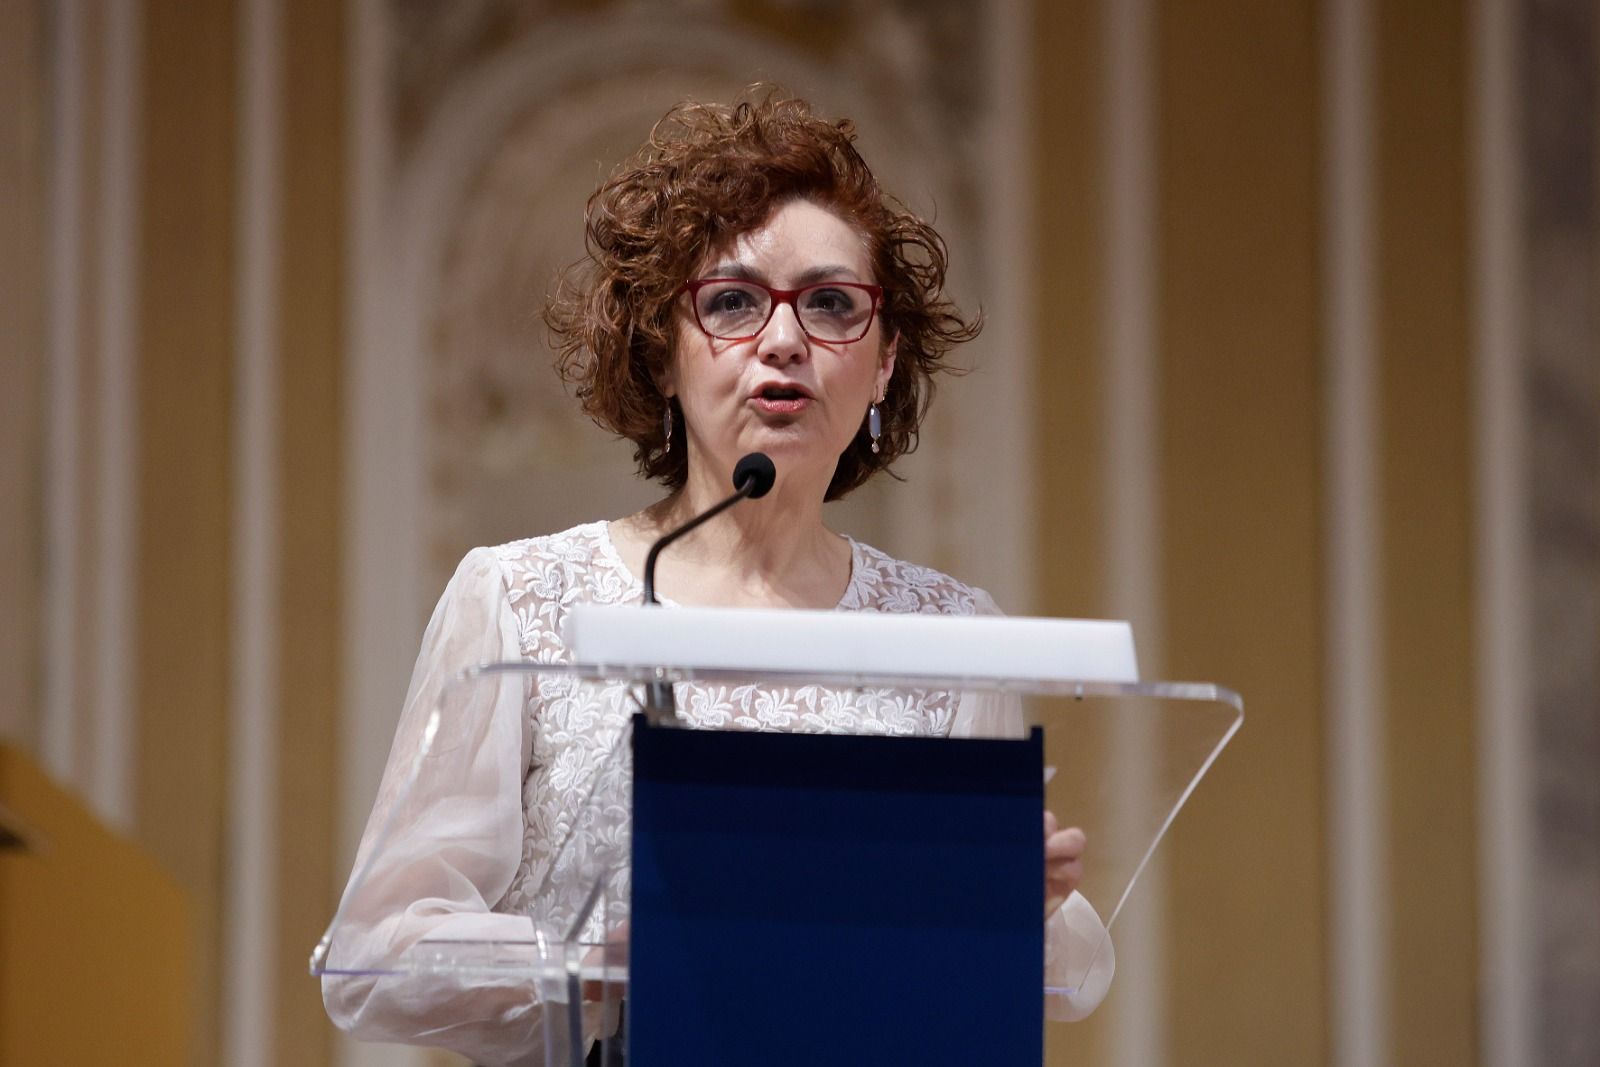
[640,452,777,722]
[732,451,779,498]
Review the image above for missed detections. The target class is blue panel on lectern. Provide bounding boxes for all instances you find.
[627,715,1044,1066]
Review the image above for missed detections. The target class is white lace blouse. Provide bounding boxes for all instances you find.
[323,522,1114,1066]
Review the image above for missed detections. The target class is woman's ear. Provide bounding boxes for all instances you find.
[655,359,677,400]
[878,333,898,399]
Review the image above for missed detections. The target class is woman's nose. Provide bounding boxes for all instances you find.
[757,300,809,363]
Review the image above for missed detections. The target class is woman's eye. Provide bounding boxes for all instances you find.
[708,289,755,313]
[804,288,855,314]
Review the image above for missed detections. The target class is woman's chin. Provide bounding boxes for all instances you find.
[738,427,842,463]
[703,432,840,487]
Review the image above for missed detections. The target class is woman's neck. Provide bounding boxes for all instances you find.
[616,465,850,609]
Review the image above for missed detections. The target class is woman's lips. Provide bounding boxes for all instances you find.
[751,395,813,415]
[749,382,814,415]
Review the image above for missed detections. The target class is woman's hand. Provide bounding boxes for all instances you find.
[1044,810,1086,919]
[580,921,630,1002]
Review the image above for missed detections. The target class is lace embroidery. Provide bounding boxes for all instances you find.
[490,522,986,925]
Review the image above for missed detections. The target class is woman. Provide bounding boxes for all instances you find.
[323,92,1111,1065]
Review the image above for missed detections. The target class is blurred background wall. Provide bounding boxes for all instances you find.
[1,0,1596,1065]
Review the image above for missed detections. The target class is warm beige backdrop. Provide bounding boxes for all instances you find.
[2,1,1595,1066]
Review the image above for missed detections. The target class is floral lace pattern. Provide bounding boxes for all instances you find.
[489,522,990,926]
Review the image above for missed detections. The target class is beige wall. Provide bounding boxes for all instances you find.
[1032,1,1538,1064]
[0,0,46,757]
[1158,4,1331,1061]
[135,4,237,1061]
[273,0,346,1058]
[2,1,1592,1065]
[1375,2,1478,1062]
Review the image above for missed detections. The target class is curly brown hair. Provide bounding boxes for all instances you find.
[544,89,981,501]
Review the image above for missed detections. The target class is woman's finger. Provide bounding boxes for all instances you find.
[1043,822,1087,917]
[1045,826,1086,861]
[1046,857,1085,896]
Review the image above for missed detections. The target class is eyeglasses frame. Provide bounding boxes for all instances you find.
[678,277,885,344]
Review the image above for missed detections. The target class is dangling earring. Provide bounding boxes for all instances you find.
[868,401,882,454]
[662,402,674,453]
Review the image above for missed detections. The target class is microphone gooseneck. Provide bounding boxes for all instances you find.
[640,452,776,723]
[642,452,776,605]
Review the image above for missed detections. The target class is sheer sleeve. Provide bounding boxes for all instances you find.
[949,588,1116,1023]
[322,547,547,1065]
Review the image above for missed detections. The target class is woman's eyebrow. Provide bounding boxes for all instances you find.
[702,262,864,284]
[794,264,862,285]
[705,262,763,281]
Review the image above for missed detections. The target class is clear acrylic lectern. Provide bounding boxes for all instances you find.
[312,607,1242,1065]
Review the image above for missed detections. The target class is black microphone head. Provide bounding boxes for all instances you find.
[732,452,777,498]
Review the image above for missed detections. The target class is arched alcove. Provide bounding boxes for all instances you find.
[383,15,980,595]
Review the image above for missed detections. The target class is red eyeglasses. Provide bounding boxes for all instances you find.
[680,278,884,343]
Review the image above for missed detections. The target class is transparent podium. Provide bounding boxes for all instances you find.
[312,608,1241,1066]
